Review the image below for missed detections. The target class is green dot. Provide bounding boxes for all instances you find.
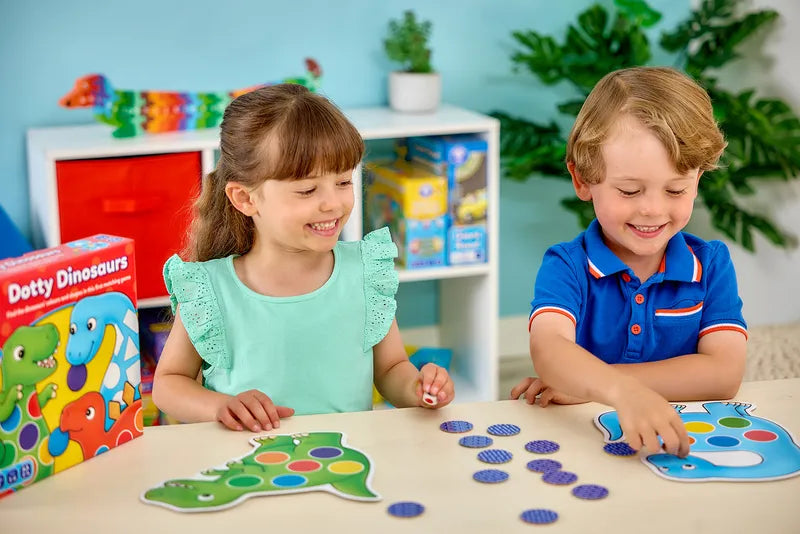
[227,475,262,488]
[719,417,750,428]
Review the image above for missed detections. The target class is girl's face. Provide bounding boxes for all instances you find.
[251,169,355,254]
[572,116,700,271]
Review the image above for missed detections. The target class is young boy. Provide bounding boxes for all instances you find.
[510,67,748,458]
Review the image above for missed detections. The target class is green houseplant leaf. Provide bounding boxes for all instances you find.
[384,10,434,73]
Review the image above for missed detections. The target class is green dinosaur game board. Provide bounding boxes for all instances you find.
[141,431,379,513]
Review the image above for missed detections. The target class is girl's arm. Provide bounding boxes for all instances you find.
[612,330,746,401]
[529,313,689,456]
[373,319,454,408]
[151,309,231,423]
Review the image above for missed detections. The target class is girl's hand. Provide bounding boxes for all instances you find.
[613,380,690,458]
[509,377,587,406]
[416,363,454,409]
[215,389,294,432]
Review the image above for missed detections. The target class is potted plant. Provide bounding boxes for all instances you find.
[384,10,441,113]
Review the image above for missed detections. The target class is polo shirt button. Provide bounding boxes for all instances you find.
[635,294,645,304]
[631,324,642,335]
[622,273,631,283]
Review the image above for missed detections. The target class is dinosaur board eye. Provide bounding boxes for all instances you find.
[87,318,97,331]
[85,407,96,420]
[682,464,696,470]
[13,346,24,361]
[70,323,77,335]
[198,494,214,502]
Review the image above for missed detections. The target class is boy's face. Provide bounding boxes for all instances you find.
[570,116,700,270]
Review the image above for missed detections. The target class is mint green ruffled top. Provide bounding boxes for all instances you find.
[162,227,399,415]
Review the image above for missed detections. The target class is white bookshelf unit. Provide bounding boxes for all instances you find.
[26,104,500,402]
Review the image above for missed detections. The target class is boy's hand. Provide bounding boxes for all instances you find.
[416,363,454,409]
[216,389,294,432]
[613,380,690,458]
[509,377,587,406]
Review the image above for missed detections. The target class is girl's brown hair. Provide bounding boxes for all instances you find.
[184,84,364,261]
[566,66,726,184]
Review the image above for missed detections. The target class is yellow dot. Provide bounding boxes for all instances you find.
[328,461,364,475]
[685,421,715,433]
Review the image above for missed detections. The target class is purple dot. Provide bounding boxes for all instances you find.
[572,484,609,500]
[520,509,558,524]
[604,442,637,456]
[459,435,493,448]
[19,423,40,451]
[473,469,509,483]
[67,365,88,391]
[542,470,578,485]
[477,449,513,464]
[387,501,424,518]
[525,439,560,454]
[309,447,342,459]
[440,420,473,433]
[526,459,562,473]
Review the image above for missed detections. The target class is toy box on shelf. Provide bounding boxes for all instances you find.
[0,234,143,498]
[407,135,488,265]
[363,160,447,269]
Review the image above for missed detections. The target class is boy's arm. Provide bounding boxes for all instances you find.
[612,330,746,400]
[373,319,453,408]
[151,309,232,423]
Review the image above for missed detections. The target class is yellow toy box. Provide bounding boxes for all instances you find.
[364,160,447,269]
[0,234,143,498]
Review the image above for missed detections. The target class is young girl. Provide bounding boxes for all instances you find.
[152,84,455,432]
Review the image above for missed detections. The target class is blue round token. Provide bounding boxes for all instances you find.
[459,435,493,448]
[572,484,609,500]
[526,459,562,473]
[473,469,509,483]
[477,449,513,464]
[542,470,578,485]
[440,420,473,433]
[525,439,560,454]
[520,508,558,525]
[487,424,520,436]
[387,501,425,518]
[604,442,637,456]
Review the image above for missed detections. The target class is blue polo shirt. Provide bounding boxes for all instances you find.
[529,219,747,364]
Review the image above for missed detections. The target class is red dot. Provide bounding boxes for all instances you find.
[743,430,777,442]
[287,460,322,472]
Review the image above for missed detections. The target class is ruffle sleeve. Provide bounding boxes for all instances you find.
[162,254,231,370]
[361,227,399,350]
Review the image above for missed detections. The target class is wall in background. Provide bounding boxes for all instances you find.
[8,1,797,330]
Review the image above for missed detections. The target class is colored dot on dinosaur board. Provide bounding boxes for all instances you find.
[308,447,342,459]
[255,451,290,464]
[37,438,54,465]
[227,475,263,488]
[287,460,322,472]
[27,394,42,418]
[0,405,21,432]
[18,423,39,451]
[271,474,307,488]
[707,436,740,448]
[685,422,715,434]
[718,417,751,429]
[328,461,365,475]
[688,436,696,445]
[744,430,778,442]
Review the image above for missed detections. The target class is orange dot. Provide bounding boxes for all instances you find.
[635,294,645,304]
[631,324,641,335]
[255,451,290,464]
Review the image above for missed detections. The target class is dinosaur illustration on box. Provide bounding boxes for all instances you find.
[58,387,143,460]
[64,292,141,431]
[141,431,380,512]
[59,58,322,138]
[595,401,800,482]
[0,324,62,484]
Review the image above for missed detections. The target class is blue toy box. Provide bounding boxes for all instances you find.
[364,160,447,269]
[407,135,488,265]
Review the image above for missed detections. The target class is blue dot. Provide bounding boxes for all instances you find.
[0,406,21,432]
[95,445,110,456]
[459,435,493,448]
[520,509,558,524]
[473,469,509,483]
[477,449,513,464]
[440,420,473,433]
[271,474,307,488]
[388,501,424,518]
[487,424,520,436]
[707,435,739,447]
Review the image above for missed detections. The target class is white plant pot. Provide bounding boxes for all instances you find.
[388,71,441,113]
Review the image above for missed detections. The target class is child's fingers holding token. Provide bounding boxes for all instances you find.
[422,391,438,406]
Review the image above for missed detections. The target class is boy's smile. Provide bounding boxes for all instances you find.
[570,115,701,280]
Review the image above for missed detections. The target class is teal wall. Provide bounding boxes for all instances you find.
[0,0,689,326]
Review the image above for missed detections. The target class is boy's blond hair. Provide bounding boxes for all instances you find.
[566,66,726,184]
